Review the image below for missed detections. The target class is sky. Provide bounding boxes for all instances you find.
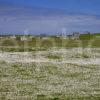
[0,0,100,34]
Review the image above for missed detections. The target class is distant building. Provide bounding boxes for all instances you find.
[0,35,15,39]
[20,35,33,41]
[10,35,16,39]
[67,32,80,39]
[57,33,68,39]
[21,36,27,41]
[72,32,80,39]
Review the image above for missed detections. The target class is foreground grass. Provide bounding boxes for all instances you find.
[0,60,100,100]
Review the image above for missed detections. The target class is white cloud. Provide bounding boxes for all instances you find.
[0,5,100,34]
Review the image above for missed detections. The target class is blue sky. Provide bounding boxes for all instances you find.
[0,0,100,34]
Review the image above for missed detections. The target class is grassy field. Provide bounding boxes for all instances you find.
[0,34,100,99]
[0,47,100,100]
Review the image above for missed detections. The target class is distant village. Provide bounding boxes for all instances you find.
[0,32,99,41]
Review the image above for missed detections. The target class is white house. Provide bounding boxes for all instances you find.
[20,36,33,41]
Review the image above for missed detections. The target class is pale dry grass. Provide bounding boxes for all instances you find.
[0,48,100,100]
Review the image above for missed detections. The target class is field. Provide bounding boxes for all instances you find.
[0,35,100,100]
[0,46,100,100]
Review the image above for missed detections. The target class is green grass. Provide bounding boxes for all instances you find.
[0,35,100,52]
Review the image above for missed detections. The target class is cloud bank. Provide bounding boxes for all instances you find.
[0,4,100,34]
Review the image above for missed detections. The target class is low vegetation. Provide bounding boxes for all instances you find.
[0,47,100,99]
[0,33,100,52]
[0,34,100,99]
